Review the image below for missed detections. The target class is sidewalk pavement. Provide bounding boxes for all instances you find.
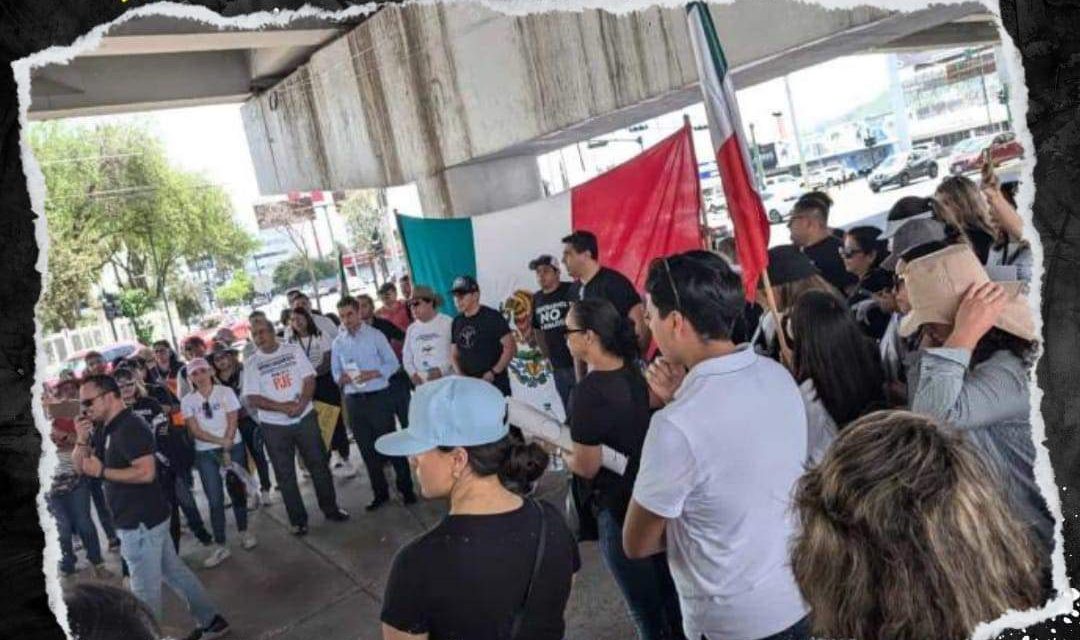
[62,459,635,639]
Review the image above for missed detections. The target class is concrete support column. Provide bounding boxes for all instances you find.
[415,155,544,219]
[888,53,912,151]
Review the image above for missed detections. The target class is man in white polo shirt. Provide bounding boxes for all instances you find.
[623,251,810,640]
[242,314,349,536]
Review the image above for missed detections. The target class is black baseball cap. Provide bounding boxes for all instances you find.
[766,245,819,286]
[450,275,480,294]
[528,255,558,271]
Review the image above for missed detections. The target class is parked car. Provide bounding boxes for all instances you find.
[183,315,251,349]
[912,141,942,158]
[805,164,850,189]
[947,136,988,174]
[981,131,1025,168]
[765,174,803,202]
[45,340,144,390]
[868,151,939,192]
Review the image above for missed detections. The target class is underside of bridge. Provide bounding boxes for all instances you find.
[28,1,1001,218]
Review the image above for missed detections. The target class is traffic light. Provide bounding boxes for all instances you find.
[997,88,1008,104]
[864,135,877,149]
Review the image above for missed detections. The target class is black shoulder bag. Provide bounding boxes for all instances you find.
[508,498,548,640]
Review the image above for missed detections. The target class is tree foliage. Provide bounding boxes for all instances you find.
[118,288,156,345]
[168,278,204,328]
[215,271,255,308]
[338,191,387,253]
[29,121,256,331]
[273,255,336,292]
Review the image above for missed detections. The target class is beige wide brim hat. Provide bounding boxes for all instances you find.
[898,244,1036,342]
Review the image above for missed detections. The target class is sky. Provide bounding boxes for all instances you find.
[58,53,893,235]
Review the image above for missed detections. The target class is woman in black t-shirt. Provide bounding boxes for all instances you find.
[375,376,579,640]
[563,298,685,640]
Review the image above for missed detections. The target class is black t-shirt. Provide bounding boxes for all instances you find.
[532,283,575,370]
[90,408,169,531]
[802,234,857,294]
[569,366,650,521]
[145,382,178,413]
[572,267,641,319]
[371,317,409,385]
[452,306,512,395]
[381,499,580,640]
[131,396,194,473]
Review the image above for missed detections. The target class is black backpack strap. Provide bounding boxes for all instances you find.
[508,498,547,640]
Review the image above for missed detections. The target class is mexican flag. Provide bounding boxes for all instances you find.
[396,125,703,315]
[687,1,770,300]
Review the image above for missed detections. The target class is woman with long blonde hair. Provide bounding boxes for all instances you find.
[792,410,1043,640]
[934,175,1031,281]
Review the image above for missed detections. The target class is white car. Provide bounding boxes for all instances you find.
[805,164,849,188]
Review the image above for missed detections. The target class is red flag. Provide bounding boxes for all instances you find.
[687,2,770,301]
[571,125,703,292]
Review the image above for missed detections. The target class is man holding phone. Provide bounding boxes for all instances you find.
[72,374,230,640]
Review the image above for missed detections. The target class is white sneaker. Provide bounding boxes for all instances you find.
[241,532,257,551]
[333,458,358,478]
[203,545,231,569]
[260,490,276,507]
[246,492,260,510]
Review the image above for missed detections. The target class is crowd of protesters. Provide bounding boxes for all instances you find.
[43,164,1052,640]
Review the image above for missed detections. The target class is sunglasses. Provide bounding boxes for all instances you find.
[839,247,864,259]
[409,298,432,308]
[202,401,213,419]
[80,392,107,408]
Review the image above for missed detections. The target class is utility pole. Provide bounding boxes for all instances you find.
[146,223,178,349]
[783,75,809,186]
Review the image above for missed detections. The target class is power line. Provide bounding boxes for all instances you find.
[37,152,145,166]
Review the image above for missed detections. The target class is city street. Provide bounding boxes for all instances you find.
[767,158,1023,246]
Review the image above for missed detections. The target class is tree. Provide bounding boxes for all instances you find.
[272,255,337,293]
[29,121,256,330]
[118,288,156,345]
[168,278,204,329]
[338,190,390,282]
[215,271,255,308]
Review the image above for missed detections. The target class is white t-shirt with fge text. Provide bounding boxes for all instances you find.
[242,342,316,426]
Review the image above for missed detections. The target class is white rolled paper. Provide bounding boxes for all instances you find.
[507,398,628,476]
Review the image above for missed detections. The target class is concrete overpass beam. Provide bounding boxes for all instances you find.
[415,155,543,219]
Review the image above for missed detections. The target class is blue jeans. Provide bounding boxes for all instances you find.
[87,477,117,542]
[597,509,685,640]
[117,518,218,626]
[48,481,103,573]
[194,443,249,544]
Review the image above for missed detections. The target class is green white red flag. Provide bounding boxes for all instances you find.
[687,2,771,301]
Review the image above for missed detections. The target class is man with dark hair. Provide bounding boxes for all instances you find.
[333,296,416,511]
[528,254,576,410]
[377,282,412,331]
[289,292,339,340]
[72,374,229,640]
[786,191,855,294]
[561,230,649,355]
[449,275,516,397]
[356,294,411,431]
[83,351,108,378]
[243,315,349,535]
[623,251,810,640]
[398,274,413,301]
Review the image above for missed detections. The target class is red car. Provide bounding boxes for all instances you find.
[949,132,1024,175]
[182,316,251,349]
[45,340,144,391]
